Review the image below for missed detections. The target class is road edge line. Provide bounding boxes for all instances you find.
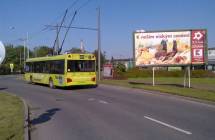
[144,116,192,135]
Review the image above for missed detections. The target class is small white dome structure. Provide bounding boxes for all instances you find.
[0,41,6,64]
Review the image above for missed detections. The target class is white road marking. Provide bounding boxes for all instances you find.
[98,100,108,104]
[144,116,192,135]
[88,98,95,101]
[88,98,108,104]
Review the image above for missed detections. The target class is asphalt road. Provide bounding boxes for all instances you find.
[0,75,215,140]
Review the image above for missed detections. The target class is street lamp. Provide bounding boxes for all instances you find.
[19,32,29,68]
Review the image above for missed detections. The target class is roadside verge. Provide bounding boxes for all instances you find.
[0,92,29,140]
[99,80,215,106]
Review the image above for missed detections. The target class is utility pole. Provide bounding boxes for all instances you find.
[80,39,85,53]
[23,39,26,68]
[27,32,29,59]
[97,7,101,81]
[20,50,21,65]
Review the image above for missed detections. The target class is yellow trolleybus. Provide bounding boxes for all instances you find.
[24,53,96,88]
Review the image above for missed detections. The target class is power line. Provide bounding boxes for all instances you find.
[52,0,94,54]
[68,0,79,10]
[6,0,80,46]
[45,25,97,31]
[7,0,94,51]
[77,0,92,11]
[29,0,80,41]
[30,0,92,45]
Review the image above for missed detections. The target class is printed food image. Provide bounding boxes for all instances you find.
[136,39,191,66]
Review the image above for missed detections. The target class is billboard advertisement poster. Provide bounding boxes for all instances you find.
[191,30,206,64]
[103,64,113,78]
[134,31,191,66]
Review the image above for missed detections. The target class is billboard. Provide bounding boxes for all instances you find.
[191,30,207,64]
[103,64,113,78]
[208,49,215,60]
[134,30,207,66]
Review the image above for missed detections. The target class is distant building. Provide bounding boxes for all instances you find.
[208,47,215,71]
[107,58,134,70]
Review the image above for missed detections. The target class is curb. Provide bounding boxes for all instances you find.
[21,98,30,140]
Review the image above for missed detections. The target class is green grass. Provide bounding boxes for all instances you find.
[100,77,215,102]
[0,93,24,140]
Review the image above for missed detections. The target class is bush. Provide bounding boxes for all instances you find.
[112,63,127,80]
[0,64,24,75]
[191,70,215,78]
[126,68,152,78]
[115,63,126,73]
[124,67,215,78]
[0,65,11,75]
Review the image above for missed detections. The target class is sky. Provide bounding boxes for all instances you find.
[0,0,215,59]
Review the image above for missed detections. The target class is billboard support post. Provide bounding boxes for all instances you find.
[183,66,191,88]
[188,66,191,88]
[183,68,187,87]
[152,67,155,86]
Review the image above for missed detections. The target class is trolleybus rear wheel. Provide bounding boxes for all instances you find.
[29,76,33,84]
[49,78,55,89]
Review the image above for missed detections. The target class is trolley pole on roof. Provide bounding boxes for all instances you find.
[97,7,101,81]
[56,24,60,55]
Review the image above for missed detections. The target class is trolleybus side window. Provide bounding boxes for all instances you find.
[25,62,30,72]
[26,60,64,74]
[50,60,64,74]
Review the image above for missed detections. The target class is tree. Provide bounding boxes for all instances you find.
[33,46,52,57]
[65,47,84,53]
[1,44,26,74]
[0,44,48,74]
[93,50,106,70]
[4,44,16,64]
[115,63,126,73]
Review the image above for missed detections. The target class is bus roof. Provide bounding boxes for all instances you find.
[26,53,95,62]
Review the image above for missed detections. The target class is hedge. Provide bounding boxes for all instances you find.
[120,68,215,78]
